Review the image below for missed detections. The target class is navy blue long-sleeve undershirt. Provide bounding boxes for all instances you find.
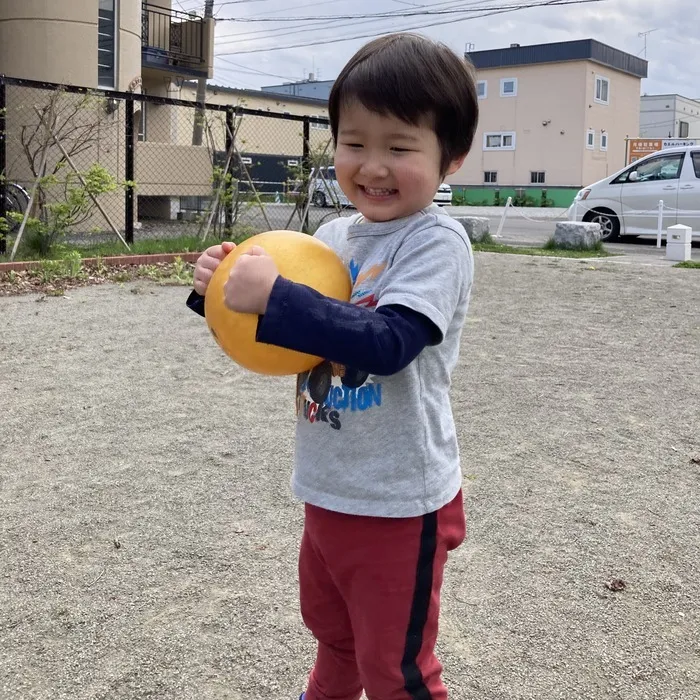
[186,276,440,376]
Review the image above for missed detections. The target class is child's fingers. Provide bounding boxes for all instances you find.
[198,255,221,272]
[221,241,236,254]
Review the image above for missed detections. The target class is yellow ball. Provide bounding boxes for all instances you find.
[204,230,352,375]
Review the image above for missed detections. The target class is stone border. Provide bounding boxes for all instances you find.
[0,252,201,274]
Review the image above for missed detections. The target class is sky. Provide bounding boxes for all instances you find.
[174,0,700,99]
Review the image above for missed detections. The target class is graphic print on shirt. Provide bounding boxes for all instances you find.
[349,259,386,309]
[296,257,386,431]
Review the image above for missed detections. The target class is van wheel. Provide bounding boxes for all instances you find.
[584,209,620,241]
[312,191,327,208]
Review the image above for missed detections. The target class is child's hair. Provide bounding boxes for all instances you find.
[328,33,479,175]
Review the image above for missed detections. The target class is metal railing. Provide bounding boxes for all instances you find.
[141,3,206,73]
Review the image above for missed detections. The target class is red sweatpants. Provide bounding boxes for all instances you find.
[299,491,466,700]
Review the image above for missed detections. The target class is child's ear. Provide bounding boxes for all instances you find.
[445,152,468,177]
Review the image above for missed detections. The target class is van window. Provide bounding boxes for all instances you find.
[614,153,684,184]
[691,152,700,179]
[327,167,336,180]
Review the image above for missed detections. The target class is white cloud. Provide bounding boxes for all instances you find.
[210,0,700,97]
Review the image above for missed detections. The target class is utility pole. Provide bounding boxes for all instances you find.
[192,0,214,146]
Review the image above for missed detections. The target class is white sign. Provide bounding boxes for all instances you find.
[663,139,697,149]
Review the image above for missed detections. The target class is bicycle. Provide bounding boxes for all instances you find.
[1,181,30,232]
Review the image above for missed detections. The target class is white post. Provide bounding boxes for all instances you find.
[496,196,512,238]
[657,199,664,248]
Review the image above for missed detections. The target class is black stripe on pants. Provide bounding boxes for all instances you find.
[400,511,438,700]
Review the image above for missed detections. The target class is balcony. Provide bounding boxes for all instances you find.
[141,3,213,78]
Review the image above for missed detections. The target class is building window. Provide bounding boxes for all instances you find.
[477,81,487,99]
[137,105,146,142]
[500,78,518,97]
[240,157,253,165]
[595,76,610,105]
[679,121,690,138]
[586,129,595,149]
[600,132,608,151]
[484,132,516,151]
[98,0,117,89]
[287,159,299,166]
[530,171,546,184]
[484,171,498,183]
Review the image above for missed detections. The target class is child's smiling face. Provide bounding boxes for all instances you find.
[334,101,465,223]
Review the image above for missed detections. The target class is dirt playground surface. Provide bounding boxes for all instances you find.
[1,253,699,700]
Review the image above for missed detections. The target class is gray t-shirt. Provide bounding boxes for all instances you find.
[292,205,474,518]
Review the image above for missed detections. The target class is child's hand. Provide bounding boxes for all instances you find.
[193,241,236,296]
[224,246,279,315]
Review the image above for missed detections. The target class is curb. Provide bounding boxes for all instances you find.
[0,252,201,274]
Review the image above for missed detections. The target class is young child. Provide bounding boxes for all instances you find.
[188,32,479,700]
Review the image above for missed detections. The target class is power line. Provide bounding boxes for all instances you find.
[216,56,304,81]
[216,0,574,21]
[217,0,352,19]
[215,0,604,55]
[213,0,513,45]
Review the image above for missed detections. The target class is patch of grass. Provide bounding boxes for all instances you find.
[473,241,613,258]
[543,237,607,253]
[1,225,267,262]
[674,260,700,269]
[0,235,204,262]
[65,235,205,259]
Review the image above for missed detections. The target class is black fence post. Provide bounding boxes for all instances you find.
[225,106,234,234]
[302,118,310,234]
[124,95,135,244]
[0,76,7,254]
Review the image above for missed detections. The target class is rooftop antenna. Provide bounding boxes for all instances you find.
[465,42,475,54]
[638,28,658,59]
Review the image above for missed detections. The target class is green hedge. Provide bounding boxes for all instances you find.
[452,187,579,208]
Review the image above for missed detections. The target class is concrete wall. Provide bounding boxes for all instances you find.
[449,60,641,189]
[135,142,212,197]
[176,85,332,157]
[4,84,126,230]
[0,0,141,91]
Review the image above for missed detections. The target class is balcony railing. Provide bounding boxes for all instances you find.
[141,3,206,75]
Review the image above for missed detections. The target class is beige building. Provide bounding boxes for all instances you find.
[1,1,330,229]
[0,0,214,94]
[452,39,648,193]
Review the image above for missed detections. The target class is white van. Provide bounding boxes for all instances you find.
[570,145,700,240]
[308,166,453,208]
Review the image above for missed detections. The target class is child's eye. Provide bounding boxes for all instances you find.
[391,147,412,153]
[342,142,363,148]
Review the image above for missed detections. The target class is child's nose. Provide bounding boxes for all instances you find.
[359,157,389,179]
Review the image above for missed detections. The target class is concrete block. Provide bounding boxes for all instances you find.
[553,221,602,249]
[454,216,490,243]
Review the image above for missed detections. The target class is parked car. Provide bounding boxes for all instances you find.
[569,145,700,240]
[309,166,351,208]
[433,182,453,206]
[309,167,453,207]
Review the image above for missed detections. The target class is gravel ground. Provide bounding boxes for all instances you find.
[1,254,699,700]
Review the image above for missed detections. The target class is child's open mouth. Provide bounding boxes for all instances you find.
[360,186,398,199]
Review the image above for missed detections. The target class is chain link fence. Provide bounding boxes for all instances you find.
[0,75,346,258]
